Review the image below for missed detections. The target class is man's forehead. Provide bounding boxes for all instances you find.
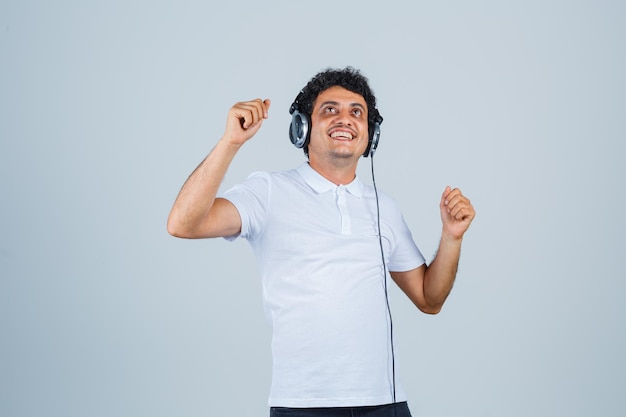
[316,85,364,99]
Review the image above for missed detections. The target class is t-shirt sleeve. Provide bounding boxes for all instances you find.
[384,197,426,272]
[218,171,270,241]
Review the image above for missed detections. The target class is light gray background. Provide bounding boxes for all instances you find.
[1,1,624,416]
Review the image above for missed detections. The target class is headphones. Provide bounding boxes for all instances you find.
[289,94,383,158]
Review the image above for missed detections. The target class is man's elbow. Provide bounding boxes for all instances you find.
[417,298,445,315]
[167,216,194,239]
[167,223,186,238]
[419,304,443,315]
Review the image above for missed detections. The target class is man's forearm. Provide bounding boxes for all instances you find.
[423,233,463,311]
[167,138,241,236]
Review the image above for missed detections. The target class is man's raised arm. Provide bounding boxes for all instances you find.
[167,98,271,239]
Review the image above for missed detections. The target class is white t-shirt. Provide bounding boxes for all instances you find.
[221,163,425,407]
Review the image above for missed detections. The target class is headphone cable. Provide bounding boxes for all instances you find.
[370,155,397,408]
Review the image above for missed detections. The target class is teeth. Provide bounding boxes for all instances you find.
[331,131,353,140]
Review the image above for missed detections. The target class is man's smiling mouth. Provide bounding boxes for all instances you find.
[330,131,354,141]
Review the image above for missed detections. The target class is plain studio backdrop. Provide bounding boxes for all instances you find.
[1,1,624,416]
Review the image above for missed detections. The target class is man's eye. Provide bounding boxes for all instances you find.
[352,108,362,116]
[325,107,337,113]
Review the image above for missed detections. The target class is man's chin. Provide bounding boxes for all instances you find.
[327,149,360,161]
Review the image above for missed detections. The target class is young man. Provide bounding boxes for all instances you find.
[168,67,475,417]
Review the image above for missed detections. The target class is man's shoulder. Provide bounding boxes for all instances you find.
[240,165,294,179]
[237,166,304,191]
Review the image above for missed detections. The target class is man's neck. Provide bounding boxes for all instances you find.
[308,158,358,185]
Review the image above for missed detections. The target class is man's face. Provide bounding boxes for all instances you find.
[308,86,369,162]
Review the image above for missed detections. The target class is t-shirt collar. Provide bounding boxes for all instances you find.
[296,163,363,198]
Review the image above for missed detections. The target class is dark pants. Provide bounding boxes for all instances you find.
[270,402,412,417]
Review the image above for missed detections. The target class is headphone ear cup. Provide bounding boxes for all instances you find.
[289,110,309,149]
[364,121,381,157]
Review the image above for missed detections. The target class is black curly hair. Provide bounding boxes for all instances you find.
[290,66,382,156]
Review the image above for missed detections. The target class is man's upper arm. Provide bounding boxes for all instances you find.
[390,265,430,313]
[201,197,242,238]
